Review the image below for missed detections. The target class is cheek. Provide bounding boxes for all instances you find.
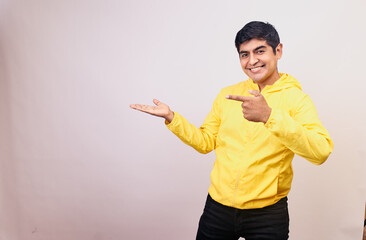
[265,61,276,73]
[264,57,277,67]
[240,59,247,68]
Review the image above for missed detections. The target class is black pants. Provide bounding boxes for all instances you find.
[196,194,289,240]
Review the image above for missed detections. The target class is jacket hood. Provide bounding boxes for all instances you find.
[249,73,302,93]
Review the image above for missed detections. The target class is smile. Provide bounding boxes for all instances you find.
[248,65,265,73]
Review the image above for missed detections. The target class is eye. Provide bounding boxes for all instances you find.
[241,53,248,58]
[257,50,265,54]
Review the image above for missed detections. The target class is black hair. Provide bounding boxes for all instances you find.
[235,21,280,54]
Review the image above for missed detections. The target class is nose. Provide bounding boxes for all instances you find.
[248,54,258,65]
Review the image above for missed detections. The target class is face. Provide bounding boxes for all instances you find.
[239,38,282,88]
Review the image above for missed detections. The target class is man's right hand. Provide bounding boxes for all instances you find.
[130,99,174,123]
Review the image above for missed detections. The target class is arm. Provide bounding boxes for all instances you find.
[165,92,222,154]
[264,95,333,165]
[130,94,222,154]
[226,90,333,165]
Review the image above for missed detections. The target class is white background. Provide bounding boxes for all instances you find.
[0,0,365,239]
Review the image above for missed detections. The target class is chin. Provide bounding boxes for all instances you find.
[244,71,265,82]
[250,75,264,83]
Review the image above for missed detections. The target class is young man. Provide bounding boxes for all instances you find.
[130,21,333,240]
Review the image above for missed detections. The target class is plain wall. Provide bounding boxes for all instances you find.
[0,0,365,239]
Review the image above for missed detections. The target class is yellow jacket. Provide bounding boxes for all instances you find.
[166,73,333,209]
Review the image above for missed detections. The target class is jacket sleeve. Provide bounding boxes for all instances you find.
[264,95,333,165]
[165,91,223,154]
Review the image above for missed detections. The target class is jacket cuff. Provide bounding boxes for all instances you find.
[264,108,282,130]
[165,111,178,127]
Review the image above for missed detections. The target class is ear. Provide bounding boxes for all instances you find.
[275,43,283,60]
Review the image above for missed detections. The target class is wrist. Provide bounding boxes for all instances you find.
[165,111,174,123]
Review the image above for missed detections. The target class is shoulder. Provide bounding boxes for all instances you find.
[281,84,315,115]
[284,86,307,99]
[278,73,308,102]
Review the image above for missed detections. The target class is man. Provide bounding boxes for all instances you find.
[130,21,333,240]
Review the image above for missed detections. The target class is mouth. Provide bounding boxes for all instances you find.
[247,65,265,73]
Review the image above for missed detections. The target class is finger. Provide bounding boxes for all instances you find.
[129,104,139,109]
[130,104,155,113]
[130,103,144,110]
[153,99,160,106]
[226,95,247,102]
[248,90,261,97]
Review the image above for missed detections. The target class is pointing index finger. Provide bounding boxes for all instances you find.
[225,95,247,102]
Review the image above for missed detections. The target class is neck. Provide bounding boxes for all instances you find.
[258,72,281,91]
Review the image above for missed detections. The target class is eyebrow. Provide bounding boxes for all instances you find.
[239,45,267,54]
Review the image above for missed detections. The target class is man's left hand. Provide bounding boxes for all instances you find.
[226,90,272,123]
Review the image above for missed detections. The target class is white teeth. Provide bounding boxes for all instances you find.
[250,67,261,72]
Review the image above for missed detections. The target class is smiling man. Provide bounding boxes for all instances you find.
[130,21,333,240]
[239,39,282,87]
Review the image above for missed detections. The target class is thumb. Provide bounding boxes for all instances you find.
[248,90,261,97]
[153,99,161,106]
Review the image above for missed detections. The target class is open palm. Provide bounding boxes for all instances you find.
[130,99,174,122]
